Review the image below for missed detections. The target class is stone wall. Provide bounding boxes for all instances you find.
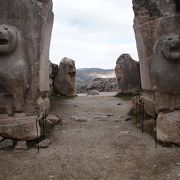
[0,0,53,115]
[133,0,180,144]
[0,0,53,140]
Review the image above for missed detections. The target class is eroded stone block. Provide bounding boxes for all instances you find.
[115,54,141,94]
[0,0,53,140]
[157,111,180,144]
[54,57,76,96]
[151,33,180,94]
[0,114,40,141]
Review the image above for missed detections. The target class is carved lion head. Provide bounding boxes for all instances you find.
[158,33,180,61]
[0,24,18,54]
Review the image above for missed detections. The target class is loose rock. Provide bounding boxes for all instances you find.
[0,139,14,150]
[35,139,51,148]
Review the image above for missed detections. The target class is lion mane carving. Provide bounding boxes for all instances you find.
[0,24,30,115]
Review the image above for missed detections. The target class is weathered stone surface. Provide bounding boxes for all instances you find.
[0,24,30,115]
[157,111,180,144]
[87,78,117,92]
[15,141,27,150]
[87,90,99,95]
[0,0,54,115]
[133,0,180,144]
[133,0,180,111]
[133,0,176,90]
[54,57,76,96]
[115,54,141,94]
[0,0,53,140]
[45,114,61,129]
[49,62,58,95]
[37,96,50,113]
[151,33,180,94]
[0,114,40,140]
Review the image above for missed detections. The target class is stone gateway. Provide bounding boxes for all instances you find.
[133,0,180,144]
[0,0,54,140]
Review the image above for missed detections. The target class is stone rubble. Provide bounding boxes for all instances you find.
[87,77,117,92]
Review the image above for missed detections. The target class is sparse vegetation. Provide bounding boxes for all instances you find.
[50,95,75,102]
[114,93,140,101]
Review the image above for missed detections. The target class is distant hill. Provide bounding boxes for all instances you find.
[76,68,115,93]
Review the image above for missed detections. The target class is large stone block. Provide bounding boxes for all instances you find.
[133,0,180,145]
[157,111,180,144]
[133,0,180,111]
[54,57,76,96]
[0,0,53,140]
[133,0,180,92]
[0,0,54,115]
[115,54,141,94]
[0,114,40,141]
[151,33,180,94]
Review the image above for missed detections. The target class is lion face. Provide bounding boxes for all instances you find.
[160,33,180,61]
[151,33,180,94]
[0,24,18,54]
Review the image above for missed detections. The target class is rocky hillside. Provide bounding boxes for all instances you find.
[87,77,117,92]
[76,68,115,93]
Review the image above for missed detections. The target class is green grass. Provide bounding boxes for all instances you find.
[49,95,75,102]
[114,93,141,101]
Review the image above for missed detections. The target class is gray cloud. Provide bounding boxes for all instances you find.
[50,0,138,68]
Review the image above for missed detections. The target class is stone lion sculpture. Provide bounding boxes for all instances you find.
[0,24,30,115]
[151,33,180,94]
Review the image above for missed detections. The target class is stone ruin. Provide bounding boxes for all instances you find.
[87,77,117,93]
[54,57,76,97]
[49,62,58,95]
[115,54,141,95]
[0,0,53,141]
[133,0,180,144]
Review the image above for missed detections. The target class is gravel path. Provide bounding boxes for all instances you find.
[0,94,180,180]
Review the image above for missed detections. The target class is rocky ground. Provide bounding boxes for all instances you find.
[0,93,180,180]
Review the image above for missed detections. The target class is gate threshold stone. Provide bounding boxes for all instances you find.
[0,114,40,140]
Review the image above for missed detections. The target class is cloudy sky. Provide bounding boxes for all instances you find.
[50,0,138,69]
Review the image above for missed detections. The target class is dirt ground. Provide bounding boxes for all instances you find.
[0,93,180,180]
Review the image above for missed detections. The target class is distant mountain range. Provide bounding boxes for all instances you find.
[76,68,115,93]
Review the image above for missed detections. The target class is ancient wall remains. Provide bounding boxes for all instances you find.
[0,0,53,140]
[133,0,180,144]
